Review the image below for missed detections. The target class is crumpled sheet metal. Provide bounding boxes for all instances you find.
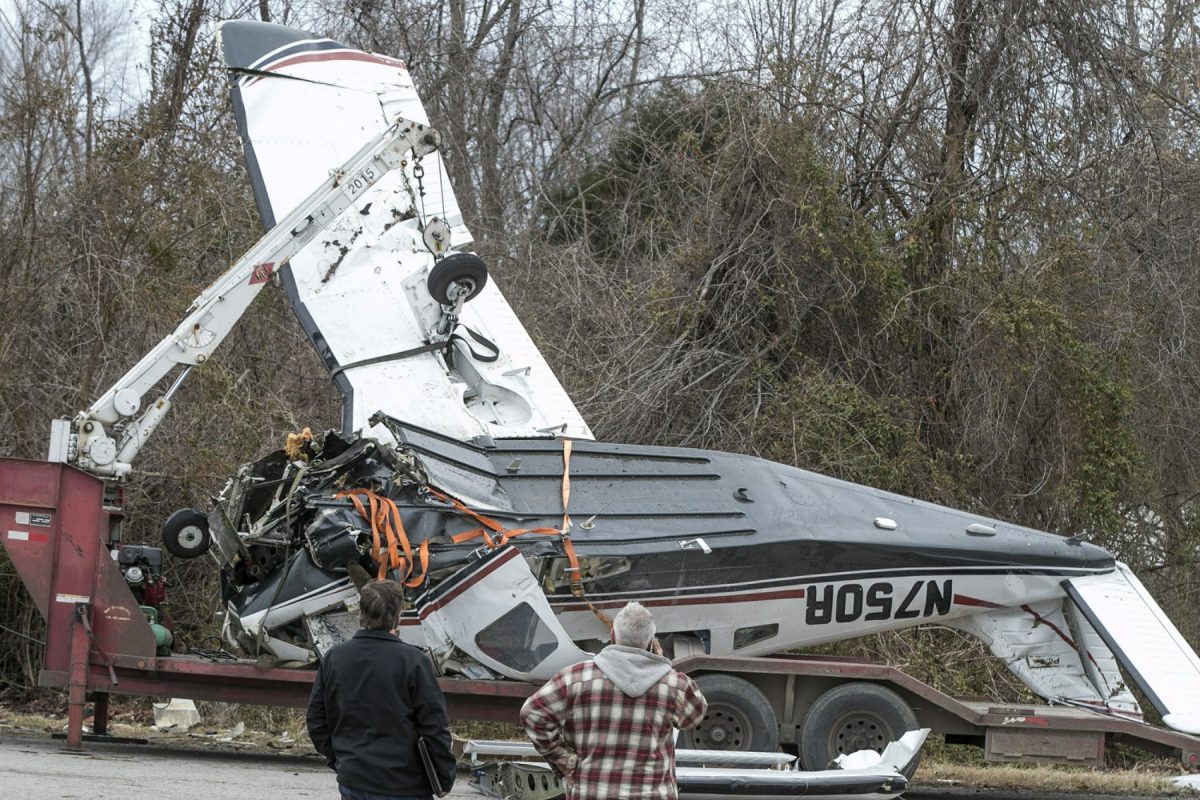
[467,730,928,800]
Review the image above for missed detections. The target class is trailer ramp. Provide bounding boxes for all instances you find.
[1065,562,1200,735]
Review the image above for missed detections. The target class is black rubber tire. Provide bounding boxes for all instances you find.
[799,682,920,777]
[427,252,488,305]
[162,508,212,559]
[680,673,778,752]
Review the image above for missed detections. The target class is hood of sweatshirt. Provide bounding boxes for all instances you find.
[593,644,673,697]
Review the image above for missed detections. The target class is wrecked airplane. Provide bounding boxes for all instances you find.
[51,19,1200,758]
[202,20,1200,739]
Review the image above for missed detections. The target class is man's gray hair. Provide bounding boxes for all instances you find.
[613,601,656,648]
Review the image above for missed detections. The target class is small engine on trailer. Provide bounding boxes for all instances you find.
[114,544,174,656]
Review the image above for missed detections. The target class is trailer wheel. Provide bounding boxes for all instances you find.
[681,674,778,752]
[799,682,920,777]
[428,252,488,305]
[162,509,211,559]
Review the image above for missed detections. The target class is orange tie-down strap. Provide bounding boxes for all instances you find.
[340,441,611,626]
[422,440,612,627]
[337,488,429,588]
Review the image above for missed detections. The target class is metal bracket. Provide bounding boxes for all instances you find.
[474,762,565,800]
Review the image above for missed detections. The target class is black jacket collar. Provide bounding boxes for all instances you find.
[353,629,401,642]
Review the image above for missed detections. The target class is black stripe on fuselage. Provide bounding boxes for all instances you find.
[547,564,1112,604]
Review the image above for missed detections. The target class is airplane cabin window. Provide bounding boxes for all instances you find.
[475,602,559,672]
[733,623,779,650]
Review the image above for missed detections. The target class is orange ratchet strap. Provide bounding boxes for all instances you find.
[425,440,611,626]
[425,487,560,546]
[338,488,429,588]
[338,442,611,624]
[558,441,610,626]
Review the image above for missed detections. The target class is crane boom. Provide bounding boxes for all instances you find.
[49,116,441,478]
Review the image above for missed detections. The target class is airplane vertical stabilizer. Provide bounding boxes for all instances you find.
[1064,563,1200,734]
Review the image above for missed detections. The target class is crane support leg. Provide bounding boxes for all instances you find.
[65,604,92,749]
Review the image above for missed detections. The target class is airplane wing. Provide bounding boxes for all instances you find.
[217,21,592,444]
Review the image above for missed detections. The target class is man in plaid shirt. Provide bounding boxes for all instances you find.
[520,602,708,799]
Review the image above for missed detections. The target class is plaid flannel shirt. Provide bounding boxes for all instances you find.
[520,658,707,800]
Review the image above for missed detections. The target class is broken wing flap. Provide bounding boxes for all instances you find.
[1064,563,1200,735]
[415,544,591,682]
[673,767,907,798]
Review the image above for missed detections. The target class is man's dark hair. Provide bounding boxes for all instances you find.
[359,579,405,631]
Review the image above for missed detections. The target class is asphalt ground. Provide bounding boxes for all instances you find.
[0,729,481,800]
[0,728,1178,800]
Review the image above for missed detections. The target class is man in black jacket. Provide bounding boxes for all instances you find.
[307,579,455,799]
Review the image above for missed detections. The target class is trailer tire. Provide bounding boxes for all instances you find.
[428,252,488,305]
[162,509,211,559]
[680,673,778,752]
[799,682,920,777]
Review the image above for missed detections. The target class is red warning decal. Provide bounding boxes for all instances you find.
[7,530,49,543]
[250,262,275,285]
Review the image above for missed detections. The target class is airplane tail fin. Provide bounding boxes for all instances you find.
[1064,563,1200,735]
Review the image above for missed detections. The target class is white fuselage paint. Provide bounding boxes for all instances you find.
[390,567,1094,657]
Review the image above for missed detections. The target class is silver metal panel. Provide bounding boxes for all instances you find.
[463,739,797,768]
[303,607,360,657]
[985,727,1104,765]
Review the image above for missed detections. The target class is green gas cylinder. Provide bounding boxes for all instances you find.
[140,605,174,656]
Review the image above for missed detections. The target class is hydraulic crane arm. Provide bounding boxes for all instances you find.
[49,116,441,478]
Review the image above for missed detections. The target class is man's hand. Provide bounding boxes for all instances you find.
[649,637,664,657]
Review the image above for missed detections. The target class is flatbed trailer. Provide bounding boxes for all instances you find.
[3,456,1198,769]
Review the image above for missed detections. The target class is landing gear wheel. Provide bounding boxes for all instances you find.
[680,674,778,752]
[427,252,488,305]
[162,508,211,559]
[800,682,920,777]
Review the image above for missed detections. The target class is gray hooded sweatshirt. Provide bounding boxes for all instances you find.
[592,644,673,696]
